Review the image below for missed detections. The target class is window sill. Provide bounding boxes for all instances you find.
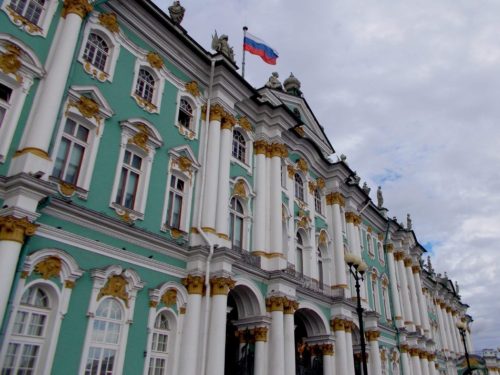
[230,158,252,175]
[111,203,144,223]
[49,176,88,200]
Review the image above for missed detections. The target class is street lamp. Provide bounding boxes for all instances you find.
[345,253,369,375]
[456,321,472,375]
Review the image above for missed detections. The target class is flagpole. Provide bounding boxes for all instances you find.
[242,26,248,78]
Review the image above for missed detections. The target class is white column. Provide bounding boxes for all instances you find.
[400,347,412,375]
[283,301,296,375]
[268,297,285,375]
[441,306,454,354]
[322,344,335,375]
[254,327,268,375]
[178,276,204,375]
[0,217,37,327]
[346,213,358,256]
[253,141,268,254]
[215,117,234,238]
[414,270,430,334]
[420,353,430,375]
[205,277,234,375]
[386,246,403,327]
[395,252,414,331]
[332,319,349,375]
[428,355,438,375]
[446,309,459,354]
[405,259,422,331]
[11,2,92,175]
[367,331,382,375]
[270,144,284,256]
[345,322,356,375]
[329,194,347,289]
[436,303,450,353]
[172,309,185,375]
[410,349,423,375]
[201,106,222,231]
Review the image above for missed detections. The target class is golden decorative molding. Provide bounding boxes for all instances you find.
[98,274,129,307]
[385,243,394,253]
[419,351,427,359]
[14,147,50,160]
[184,81,200,97]
[318,231,328,247]
[353,215,362,226]
[0,44,21,76]
[201,226,216,234]
[161,289,177,307]
[238,116,253,132]
[251,251,285,259]
[6,6,42,34]
[170,228,184,239]
[58,181,76,197]
[134,94,157,112]
[344,320,353,333]
[146,51,164,69]
[149,300,158,308]
[217,233,229,240]
[400,344,409,353]
[412,265,421,274]
[34,256,62,280]
[177,156,192,172]
[287,165,296,178]
[68,96,101,123]
[0,216,38,244]
[325,192,345,206]
[64,280,76,289]
[296,158,308,172]
[367,226,373,233]
[293,126,305,137]
[254,327,268,342]
[179,306,186,314]
[62,0,93,18]
[393,251,405,261]
[345,211,357,224]
[403,258,413,267]
[98,12,119,33]
[322,344,334,356]
[128,124,149,151]
[409,348,420,357]
[209,104,224,122]
[182,275,204,295]
[254,140,268,155]
[283,298,299,314]
[221,113,236,130]
[233,180,247,198]
[365,330,380,341]
[210,277,236,296]
[308,181,316,194]
[266,296,286,312]
[331,318,346,331]
[316,177,325,190]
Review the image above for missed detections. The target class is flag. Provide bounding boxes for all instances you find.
[243,32,279,65]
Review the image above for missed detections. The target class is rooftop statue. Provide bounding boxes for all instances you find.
[407,213,412,230]
[284,72,302,96]
[211,31,235,63]
[362,182,371,195]
[377,186,384,208]
[265,72,283,90]
[168,1,185,24]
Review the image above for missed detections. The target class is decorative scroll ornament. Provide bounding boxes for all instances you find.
[287,165,296,178]
[83,61,108,82]
[221,113,236,130]
[308,181,316,194]
[293,126,305,137]
[177,156,192,172]
[0,216,37,243]
[6,6,42,34]
[62,0,93,19]
[134,94,157,112]
[169,228,184,239]
[210,276,236,296]
[161,289,177,307]
[115,209,136,223]
[238,116,253,132]
[233,180,247,198]
[58,181,76,197]
[185,81,200,97]
[69,96,101,123]
[34,256,62,279]
[98,274,129,306]
[316,177,325,190]
[297,158,308,172]
[98,12,119,33]
[0,44,21,76]
[147,51,164,69]
[318,231,328,246]
[128,124,149,151]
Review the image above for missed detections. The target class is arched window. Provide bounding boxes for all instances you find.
[9,0,46,25]
[147,311,171,375]
[314,188,322,214]
[366,234,374,256]
[135,69,155,103]
[294,174,304,201]
[83,298,124,375]
[177,98,193,129]
[83,33,109,72]
[229,197,244,249]
[232,130,246,163]
[317,247,324,288]
[296,232,304,274]
[1,285,53,374]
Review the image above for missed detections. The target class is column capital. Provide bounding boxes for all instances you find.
[62,0,92,18]
[208,103,224,122]
[409,348,420,357]
[394,251,405,261]
[181,274,205,295]
[344,320,353,333]
[221,113,236,130]
[331,318,346,331]
[254,326,268,342]
[345,211,357,224]
[365,330,380,341]
[403,257,413,267]
[266,295,286,312]
[322,343,335,356]
[254,140,268,155]
[210,276,235,296]
[400,344,409,353]
[283,297,299,314]
[385,243,394,253]
[412,265,421,274]
[419,351,428,359]
[0,216,38,244]
[270,143,288,158]
[326,192,345,206]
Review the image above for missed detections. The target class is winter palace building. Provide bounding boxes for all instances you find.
[0,0,479,374]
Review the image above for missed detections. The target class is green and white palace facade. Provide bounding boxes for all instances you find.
[0,1,475,374]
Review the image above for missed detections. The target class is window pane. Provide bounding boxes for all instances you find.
[0,83,13,103]
[65,143,84,184]
[13,311,28,334]
[18,344,39,373]
[64,118,76,135]
[4,343,20,370]
[0,107,6,129]
[124,171,139,209]
[76,125,90,142]
[115,168,128,206]
[53,138,70,179]
[27,313,46,336]
[233,217,243,248]
[85,347,102,375]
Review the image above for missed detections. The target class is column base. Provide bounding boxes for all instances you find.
[9,149,52,177]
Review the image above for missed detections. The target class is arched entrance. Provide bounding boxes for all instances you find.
[224,284,264,375]
[294,308,330,375]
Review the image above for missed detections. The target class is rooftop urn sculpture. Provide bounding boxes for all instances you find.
[265,72,283,90]
[211,31,235,63]
[284,72,302,96]
[168,1,185,24]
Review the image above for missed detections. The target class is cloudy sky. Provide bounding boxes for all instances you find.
[153,0,500,350]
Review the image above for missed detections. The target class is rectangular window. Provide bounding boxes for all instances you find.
[0,83,13,129]
[115,150,143,209]
[166,176,184,229]
[52,119,90,186]
[296,248,303,274]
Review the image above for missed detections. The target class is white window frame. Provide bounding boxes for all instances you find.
[381,277,391,320]
[314,188,322,215]
[79,265,144,375]
[377,242,385,263]
[294,173,305,202]
[161,146,199,234]
[50,86,113,195]
[370,270,380,313]
[229,125,253,173]
[2,0,58,37]
[229,196,245,249]
[367,233,375,257]
[130,56,168,114]
[173,92,202,140]
[296,231,304,275]
[110,119,162,220]
[0,249,83,375]
[78,17,121,83]
[0,36,44,163]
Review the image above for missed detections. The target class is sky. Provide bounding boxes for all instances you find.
[153,0,500,350]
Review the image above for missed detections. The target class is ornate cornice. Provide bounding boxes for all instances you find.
[62,0,92,18]
[181,275,205,295]
[210,276,235,296]
[0,216,38,243]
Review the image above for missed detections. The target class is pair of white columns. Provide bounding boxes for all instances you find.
[327,193,348,290]
[394,252,414,331]
[366,331,382,375]
[332,318,355,375]
[404,258,422,331]
[385,245,404,327]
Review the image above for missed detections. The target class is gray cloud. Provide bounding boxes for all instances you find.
[155,0,500,350]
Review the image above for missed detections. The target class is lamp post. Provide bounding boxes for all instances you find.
[456,321,472,375]
[345,253,369,375]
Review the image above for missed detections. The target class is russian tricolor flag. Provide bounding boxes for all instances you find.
[243,32,279,65]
